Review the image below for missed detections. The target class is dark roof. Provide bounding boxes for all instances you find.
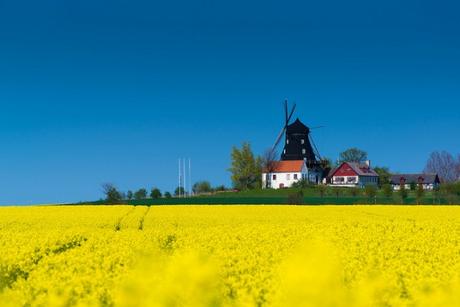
[328,162,379,177]
[286,118,309,134]
[390,174,440,185]
[347,162,379,176]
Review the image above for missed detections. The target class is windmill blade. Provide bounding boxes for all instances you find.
[309,134,322,160]
[271,126,287,152]
[272,100,296,153]
[287,103,296,124]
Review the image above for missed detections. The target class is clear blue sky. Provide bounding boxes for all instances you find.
[1,0,459,205]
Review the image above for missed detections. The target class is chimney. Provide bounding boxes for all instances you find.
[365,160,371,168]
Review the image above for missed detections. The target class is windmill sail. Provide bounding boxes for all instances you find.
[271,101,296,153]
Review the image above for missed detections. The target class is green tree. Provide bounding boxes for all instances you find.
[410,182,417,191]
[399,185,408,204]
[292,179,311,189]
[134,188,147,200]
[150,188,162,199]
[192,181,213,194]
[382,184,393,199]
[164,192,172,199]
[126,190,133,200]
[174,186,185,196]
[339,147,368,163]
[416,184,424,205]
[374,166,391,186]
[214,185,227,192]
[102,183,122,204]
[365,185,377,203]
[228,142,262,190]
[317,185,327,198]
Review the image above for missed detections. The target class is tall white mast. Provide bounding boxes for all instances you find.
[189,158,192,196]
[178,158,181,198]
[183,158,186,197]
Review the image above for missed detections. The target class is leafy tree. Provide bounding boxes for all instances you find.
[317,185,327,198]
[382,184,393,199]
[339,147,368,163]
[228,142,262,190]
[134,188,147,200]
[321,157,335,169]
[374,166,391,186]
[292,179,311,189]
[287,190,304,205]
[126,190,133,200]
[365,185,377,203]
[164,192,172,199]
[440,183,460,205]
[334,188,341,199]
[399,185,408,204]
[150,188,162,199]
[102,183,122,204]
[174,186,185,196]
[410,182,417,191]
[192,181,212,194]
[214,185,227,192]
[416,184,424,205]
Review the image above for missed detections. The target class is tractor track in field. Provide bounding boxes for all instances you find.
[114,206,136,231]
[138,206,151,231]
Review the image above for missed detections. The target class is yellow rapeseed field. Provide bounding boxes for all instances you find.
[1,205,460,306]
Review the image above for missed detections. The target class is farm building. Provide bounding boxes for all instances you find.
[390,174,440,190]
[262,160,312,189]
[328,161,379,188]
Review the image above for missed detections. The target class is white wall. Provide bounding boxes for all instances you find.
[392,184,435,191]
[262,172,303,189]
[331,175,378,187]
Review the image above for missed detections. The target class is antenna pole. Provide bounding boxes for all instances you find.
[189,158,192,196]
[183,158,187,198]
[178,158,181,198]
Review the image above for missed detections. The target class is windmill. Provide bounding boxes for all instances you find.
[271,100,326,170]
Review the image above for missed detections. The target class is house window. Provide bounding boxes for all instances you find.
[302,149,306,154]
[286,139,289,144]
[287,174,291,180]
[335,177,345,183]
[301,139,305,144]
[294,174,298,180]
[284,149,286,154]
[347,177,356,183]
[273,174,277,180]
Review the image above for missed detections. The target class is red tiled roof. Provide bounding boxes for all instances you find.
[265,160,305,173]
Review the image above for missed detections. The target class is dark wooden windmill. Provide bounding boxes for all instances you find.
[271,100,325,170]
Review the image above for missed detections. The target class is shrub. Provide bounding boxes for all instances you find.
[365,185,377,204]
[382,184,393,199]
[287,191,304,205]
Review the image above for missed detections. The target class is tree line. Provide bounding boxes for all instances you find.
[102,181,229,203]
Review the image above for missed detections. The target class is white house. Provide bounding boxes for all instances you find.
[390,174,440,190]
[328,161,379,188]
[262,160,310,189]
